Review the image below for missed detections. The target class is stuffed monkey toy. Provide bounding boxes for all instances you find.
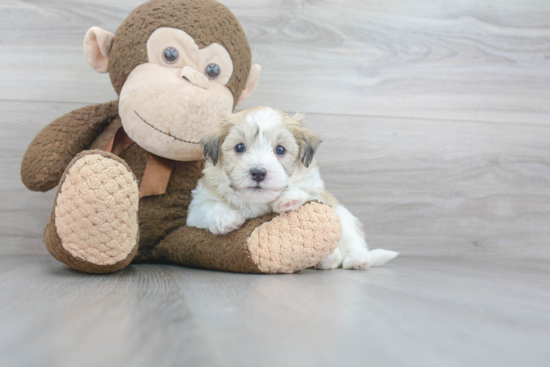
[21,0,341,274]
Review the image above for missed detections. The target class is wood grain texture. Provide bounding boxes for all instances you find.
[309,113,550,258]
[0,101,86,255]
[0,0,549,257]
[4,100,550,257]
[0,255,549,367]
[0,0,549,122]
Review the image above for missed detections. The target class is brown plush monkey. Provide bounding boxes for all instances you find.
[21,0,341,274]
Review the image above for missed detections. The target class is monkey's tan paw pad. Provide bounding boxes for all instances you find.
[247,202,342,274]
[55,154,139,266]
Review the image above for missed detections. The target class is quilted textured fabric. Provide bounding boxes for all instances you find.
[55,154,139,265]
[248,202,342,273]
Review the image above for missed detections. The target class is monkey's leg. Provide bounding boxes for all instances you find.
[152,202,342,274]
[45,150,140,273]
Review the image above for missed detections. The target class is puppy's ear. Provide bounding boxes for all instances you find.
[292,112,306,122]
[201,113,234,165]
[200,130,223,166]
[289,114,322,167]
[298,127,322,167]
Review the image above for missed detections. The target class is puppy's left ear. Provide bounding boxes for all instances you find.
[201,114,234,165]
[290,114,322,168]
[200,130,223,166]
[298,128,322,167]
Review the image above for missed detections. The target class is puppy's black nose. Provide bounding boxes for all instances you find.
[250,168,267,182]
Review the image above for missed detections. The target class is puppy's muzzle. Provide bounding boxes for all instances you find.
[250,168,267,182]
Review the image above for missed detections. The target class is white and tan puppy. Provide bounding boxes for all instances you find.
[186,107,398,269]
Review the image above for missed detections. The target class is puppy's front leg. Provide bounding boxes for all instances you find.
[271,187,312,213]
[188,202,245,235]
[209,208,246,235]
[187,184,246,235]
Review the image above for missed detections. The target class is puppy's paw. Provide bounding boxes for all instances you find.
[342,248,373,270]
[314,248,343,270]
[209,211,246,235]
[272,188,310,213]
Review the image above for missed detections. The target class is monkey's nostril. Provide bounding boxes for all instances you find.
[250,168,267,182]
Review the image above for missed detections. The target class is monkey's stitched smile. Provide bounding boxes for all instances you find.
[134,111,200,145]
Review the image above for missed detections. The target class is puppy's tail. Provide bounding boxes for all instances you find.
[369,249,399,267]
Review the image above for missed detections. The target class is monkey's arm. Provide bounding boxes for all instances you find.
[21,101,119,192]
[152,201,342,274]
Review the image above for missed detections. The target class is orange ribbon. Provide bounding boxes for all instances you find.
[105,127,174,198]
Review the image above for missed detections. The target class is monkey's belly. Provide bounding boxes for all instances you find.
[119,147,204,256]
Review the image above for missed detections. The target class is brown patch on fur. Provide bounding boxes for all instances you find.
[200,114,235,166]
[281,112,322,167]
[319,190,341,207]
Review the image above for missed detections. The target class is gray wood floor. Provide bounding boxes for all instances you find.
[1,0,549,366]
[0,255,549,367]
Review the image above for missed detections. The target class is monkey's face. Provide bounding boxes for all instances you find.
[82,0,261,161]
[118,28,235,160]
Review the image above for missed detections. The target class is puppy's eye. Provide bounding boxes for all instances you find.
[235,143,246,153]
[205,63,220,79]
[275,145,286,156]
[163,47,179,64]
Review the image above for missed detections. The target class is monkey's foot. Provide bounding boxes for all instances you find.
[46,150,139,273]
[247,202,342,273]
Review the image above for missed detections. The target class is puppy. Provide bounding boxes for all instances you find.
[186,107,398,269]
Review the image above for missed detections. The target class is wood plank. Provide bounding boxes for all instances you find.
[2,100,549,257]
[0,255,548,367]
[308,113,550,258]
[0,101,87,255]
[0,0,549,123]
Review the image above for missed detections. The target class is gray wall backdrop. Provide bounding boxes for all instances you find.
[1,0,549,258]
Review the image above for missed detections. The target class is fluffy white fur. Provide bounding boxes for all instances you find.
[187,107,398,269]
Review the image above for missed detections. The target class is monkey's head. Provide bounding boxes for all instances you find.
[83,0,261,161]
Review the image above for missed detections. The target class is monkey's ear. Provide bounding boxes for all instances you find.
[200,130,223,166]
[237,64,261,105]
[83,26,115,73]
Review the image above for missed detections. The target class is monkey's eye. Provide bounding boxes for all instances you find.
[235,143,246,153]
[275,145,286,156]
[205,63,221,79]
[163,47,179,64]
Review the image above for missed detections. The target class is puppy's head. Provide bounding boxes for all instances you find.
[201,107,321,203]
